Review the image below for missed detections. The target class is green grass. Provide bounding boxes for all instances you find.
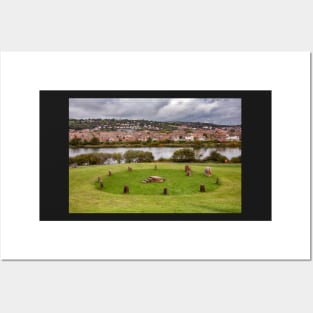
[69,162,241,213]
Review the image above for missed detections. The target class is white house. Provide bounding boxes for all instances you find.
[226,135,240,141]
[184,135,194,141]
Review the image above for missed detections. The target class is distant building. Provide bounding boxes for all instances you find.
[214,129,227,141]
[184,135,194,141]
[226,135,240,141]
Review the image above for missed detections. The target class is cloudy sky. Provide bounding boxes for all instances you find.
[69,98,241,125]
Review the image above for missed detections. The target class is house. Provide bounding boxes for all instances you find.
[226,135,240,141]
[184,135,194,141]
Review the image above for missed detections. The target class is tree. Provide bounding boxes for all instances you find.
[124,150,137,163]
[206,150,228,163]
[89,137,100,145]
[69,137,82,146]
[171,149,195,162]
[138,151,154,162]
[124,150,154,163]
[68,152,113,165]
[112,152,123,164]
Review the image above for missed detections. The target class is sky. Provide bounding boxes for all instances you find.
[69,98,241,125]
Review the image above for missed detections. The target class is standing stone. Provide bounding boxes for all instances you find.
[123,185,129,193]
[200,184,205,192]
[99,181,104,189]
[163,187,168,195]
[204,167,212,176]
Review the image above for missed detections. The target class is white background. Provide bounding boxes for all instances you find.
[0,1,312,312]
[1,51,310,260]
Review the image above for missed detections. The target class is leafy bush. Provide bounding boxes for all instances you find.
[158,157,171,162]
[111,152,123,164]
[89,137,100,145]
[204,150,229,163]
[171,148,195,162]
[69,153,112,165]
[69,137,82,146]
[124,150,154,163]
[230,156,241,163]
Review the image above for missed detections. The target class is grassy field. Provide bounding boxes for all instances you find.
[69,162,241,213]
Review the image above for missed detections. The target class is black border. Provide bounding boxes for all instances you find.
[40,91,271,221]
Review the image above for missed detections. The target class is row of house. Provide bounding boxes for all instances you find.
[69,127,241,143]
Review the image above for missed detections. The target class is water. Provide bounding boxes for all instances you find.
[69,146,241,160]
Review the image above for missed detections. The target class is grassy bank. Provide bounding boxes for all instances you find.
[69,162,241,213]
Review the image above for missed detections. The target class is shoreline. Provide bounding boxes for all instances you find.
[69,142,241,149]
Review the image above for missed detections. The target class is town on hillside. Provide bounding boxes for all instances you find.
[69,119,241,144]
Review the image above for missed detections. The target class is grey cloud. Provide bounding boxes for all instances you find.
[69,98,241,125]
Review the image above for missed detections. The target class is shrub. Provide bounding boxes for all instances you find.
[205,150,229,163]
[171,148,195,162]
[230,155,241,163]
[69,153,112,165]
[158,157,170,162]
[89,137,100,145]
[111,152,123,164]
[69,137,82,146]
[124,150,154,163]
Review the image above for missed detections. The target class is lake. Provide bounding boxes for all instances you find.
[69,146,241,160]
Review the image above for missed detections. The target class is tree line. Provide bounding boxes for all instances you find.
[70,137,241,149]
[69,149,241,166]
[170,149,241,163]
[69,150,155,165]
